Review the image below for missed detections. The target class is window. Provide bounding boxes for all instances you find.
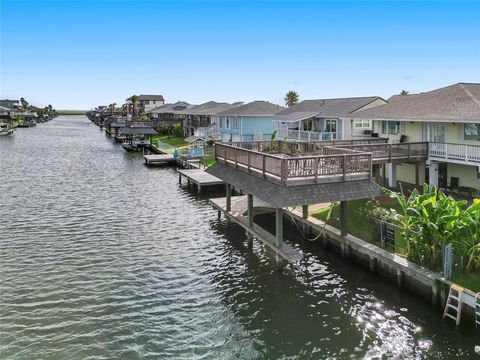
[225,116,230,129]
[354,119,371,128]
[382,121,400,135]
[464,123,479,141]
[233,116,239,130]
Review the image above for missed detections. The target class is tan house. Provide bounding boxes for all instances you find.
[351,83,480,192]
[137,95,165,113]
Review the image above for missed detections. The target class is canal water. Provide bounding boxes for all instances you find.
[0,116,477,359]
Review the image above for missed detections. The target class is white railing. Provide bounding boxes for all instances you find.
[277,129,343,141]
[429,142,480,163]
[195,124,216,138]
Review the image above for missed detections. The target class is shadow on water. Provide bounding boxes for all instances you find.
[0,116,477,359]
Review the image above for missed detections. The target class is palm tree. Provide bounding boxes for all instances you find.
[284,90,299,107]
[400,90,409,95]
[128,95,139,118]
[20,97,29,110]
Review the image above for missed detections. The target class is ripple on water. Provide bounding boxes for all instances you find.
[0,116,476,359]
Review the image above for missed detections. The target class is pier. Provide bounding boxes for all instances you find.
[177,168,224,193]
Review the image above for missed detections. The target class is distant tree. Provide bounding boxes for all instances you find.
[284,90,299,107]
[109,103,117,114]
[400,90,409,95]
[20,97,29,110]
[128,95,140,117]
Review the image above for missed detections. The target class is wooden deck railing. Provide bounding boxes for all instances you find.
[215,142,373,185]
[336,142,429,162]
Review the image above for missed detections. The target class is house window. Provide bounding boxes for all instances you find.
[232,116,239,130]
[464,123,479,141]
[226,116,230,129]
[382,121,400,135]
[354,119,371,128]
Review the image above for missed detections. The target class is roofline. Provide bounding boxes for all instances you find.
[348,116,480,123]
[350,97,387,113]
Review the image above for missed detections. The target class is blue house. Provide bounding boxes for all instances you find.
[215,101,284,142]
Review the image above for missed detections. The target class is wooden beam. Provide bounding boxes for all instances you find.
[247,193,253,228]
[275,207,283,247]
[226,184,231,212]
[340,201,347,237]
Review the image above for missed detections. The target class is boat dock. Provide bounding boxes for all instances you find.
[210,195,302,263]
[144,154,177,166]
[178,169,224,193]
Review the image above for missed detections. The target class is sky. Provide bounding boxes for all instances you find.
[1,0,479,110]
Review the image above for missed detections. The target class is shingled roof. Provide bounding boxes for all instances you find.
[352,83,480,122]
[274,97,383,122]
[176,101,244,116]
[148,101,194,114]
[206,163,382,207]
[216,101,284,116]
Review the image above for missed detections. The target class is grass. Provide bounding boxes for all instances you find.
[451,272,480,293]
[150,135,188,148]
[311,198,479,292]
[311,198,401,246]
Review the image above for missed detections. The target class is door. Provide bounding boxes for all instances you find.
[324,119,338,140]
[433,123,446,143]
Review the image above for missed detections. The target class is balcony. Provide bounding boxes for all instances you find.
[277,129,342,141]
[429,142,480,165]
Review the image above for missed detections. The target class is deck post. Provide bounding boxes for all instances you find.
[415,162,420,187]
[275,207,284,265]
[302,205,309,234]
[226,184,231,212]
[382,163,387,187]
[387,163,397,188]
[247,193,253,228]
[179,173,182,185]
[340,201,347,237]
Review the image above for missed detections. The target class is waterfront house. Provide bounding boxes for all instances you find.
[147,101,193,125]
[179,101,244,138]
[275,96,387,141]
[351,83,480,192]
[215,101,284,142]
[137,95,165,113]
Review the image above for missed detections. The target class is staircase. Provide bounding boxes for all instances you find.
[476,292,480,329]
[443,284,464,325]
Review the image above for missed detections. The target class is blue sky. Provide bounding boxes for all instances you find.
[1,0,479,109]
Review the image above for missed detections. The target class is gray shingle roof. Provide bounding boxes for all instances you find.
[120,127,157,135]
[176,101,244,116]
[274,97,383,122]
[148,101,194,114]
[352,83,480,122]
[216,101,284,116]
[138,95,165,101]
[206,163,382,207]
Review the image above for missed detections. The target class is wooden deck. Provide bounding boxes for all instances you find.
[178,169,224,192]
[210,196,302,263]
[144,154,176,166]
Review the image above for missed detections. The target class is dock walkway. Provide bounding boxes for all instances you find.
[178,169,224,193]
[210,196,302,263]
[144,154,176,166]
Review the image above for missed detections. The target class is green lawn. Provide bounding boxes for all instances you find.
[56,110,87,115]
[311,199,402,246]
[150,135,188,148]
[311,198,479,292]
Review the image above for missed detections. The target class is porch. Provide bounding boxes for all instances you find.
[429,142,480,165]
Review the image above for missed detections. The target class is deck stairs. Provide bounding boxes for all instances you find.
[476,292,480,329]
[443,284,464,325]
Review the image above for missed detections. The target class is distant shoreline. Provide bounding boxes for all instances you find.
[56,110,87,115]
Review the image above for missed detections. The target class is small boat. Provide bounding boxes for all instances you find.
[0,123,14,136]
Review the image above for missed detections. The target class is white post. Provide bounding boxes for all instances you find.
[429,162,439,188]
[387,163,397,188]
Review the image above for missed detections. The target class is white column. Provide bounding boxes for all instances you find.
[429,162,439,188]
[387,163,397,188]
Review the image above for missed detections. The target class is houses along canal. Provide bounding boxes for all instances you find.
[0,116,477,359]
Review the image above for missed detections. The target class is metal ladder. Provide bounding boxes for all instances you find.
[443,284,464,326]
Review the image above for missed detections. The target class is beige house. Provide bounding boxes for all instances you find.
[351,83,480,192]
[137,95,165,113]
